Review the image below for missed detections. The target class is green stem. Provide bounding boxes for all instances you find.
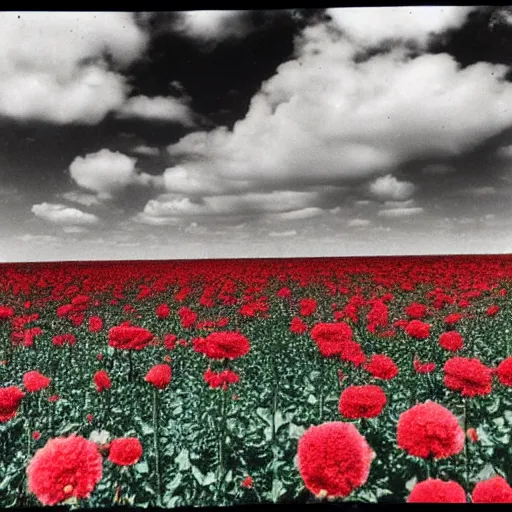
[463,399,470,491]
[128,351,134,383]
[271,370,280,503]
[215,388,228,502]
[152,388,162,507]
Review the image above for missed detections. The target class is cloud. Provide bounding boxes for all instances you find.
[384,199,415,208]
[496,144,512,158]
[163,20,512,213]
[62,191,101,207]
[0,12,148,124]
[466,186,496,196]
[132,145,160,157]
[116,95,196,126]
[268,230,297,237]
[18,234,61,244]
[172,11,252,41]
[31,203,99,225]
[347,218,371,227]
[327,6,476,49]
[369,174,415,201]
[271,207,324,221]
[378,207,424,217]
[69,149,158,196]
[422,163,457,175]
[63,226,88,234]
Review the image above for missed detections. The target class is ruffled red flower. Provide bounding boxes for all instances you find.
[276,287,291,299]
[310,322,354,358]
[338,385,387,419]
[439,331,464,352]
[397,401,464,459]
[156,304,170,319]
[0,386,25,422]
[23,371,51,393]
[365,354,398,380]
[108,325,153,351]
[340,340,367,367]
[297,422,374,499]
[26,434,103,505]
[472,476,512,503]
[0,305,15,320]
[444,313,463,325]
[414,357,436,374]
[93,370,111,392]
[108,437,143,466]
[405,303,427,319]
[466,428,478,443]
[443,357,492,397]
[163,334,177,350]
[52,334,77,347]
[407,479,466,503]
[496,357,512,387]
[178,307,197,328]
[193,331,250,360]
[486,305,500,317]
[145,364,172,390]
[299,298,317,317]
[405,320,431,339]
[290,316,308,334]
[88,316,103,333]
[204,368,240,389]
[241,476,253,488]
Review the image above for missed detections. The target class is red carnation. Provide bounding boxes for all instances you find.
[179,307,197,328]
[439,331,464,352]
[23,371,51,393]
[33,431,41,441]
[365,354,398,380]
[0,305,15,320]
[339,385,387,419]
[496,357,512,387]
[472,476,512,503]
[26,434,103,505]
[486,305,500,317]
[298,422,374,499]
[88,316,103,333]
[466,428,479,443]
[407,479,466,503]
[299,298,317,317]
[340,340,367,367]
[443,357,492,397]
[290,316,308,334]
[0,386,25,422]
[414,357,436,374]
[405,303,427,319]
[444,313,463,325]
[397,401,464,459]
[405,320,431,339]
[52,334,77,347]
[156,304,170,319]
[145,364,172,390]
[241,476,253,488]
[164,334,177,350]
[108,325,153,351]
[310,322,354,357]
[204,368,240,389]
[108,437,143,466]
[193,331,250,360]
[93,370,111,392]
[277,287,291,299]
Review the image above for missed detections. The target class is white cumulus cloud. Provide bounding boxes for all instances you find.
[378,207,424,217]
[32,203,99,225]
[370,174,416,201]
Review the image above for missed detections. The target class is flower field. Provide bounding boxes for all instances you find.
[2,255,512,506]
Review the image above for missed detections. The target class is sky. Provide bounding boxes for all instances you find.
[2,7,512,261]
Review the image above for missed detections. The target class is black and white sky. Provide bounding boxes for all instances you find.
[3,7,512,261]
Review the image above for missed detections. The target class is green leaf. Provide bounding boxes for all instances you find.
[203,471,216,486]
[165,472,182,496]
[405,476,417,492]
[58,423,81,435]
[289,423,306,439]
[274,410,287,433]
[175,448,191,471]
[256,407,272,425]
[271,478,286,502]
[476,463,496,481]
[134,461,149,474]
[191,465,204,485]
[141,422,154,436]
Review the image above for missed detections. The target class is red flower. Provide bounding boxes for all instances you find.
[241,476,253,489]
[397,401,464,459]
[414,357,436,374]
[405,302,427,319]
[93,370,111,392]
[276,287,291,298]
[472,476,512,503]
[193,331,250,360]
[443,357,492,397]
[33,431,41,441]
[439,331,464,352]
[338,385,387,419]
[365,354,398,380]
[26,434,103,505]
[145,364,172,390]
[204,368,240,389]
[52,334,76,347]
[178,307,197,328]
[290,316,308,334]
[86,414,94,423]
[0,386,25,422]
[340,340,367,367]
[88,316,103,333]
[405,320,431,339]
[466,428,478,443]
[310,322,354,357]
[48,395,59,403]
[23,371,51,393]
[164,334,177,350]
[297,422,374,499]
[407,479,466,503]
[444,313,463,325]
[156,304,170,319]
[299,298,317,317]
[486,305,500,317]
[108,438,143,466]
[108,325,153,351]
[0,305,15,320]
[496,357,512,387]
